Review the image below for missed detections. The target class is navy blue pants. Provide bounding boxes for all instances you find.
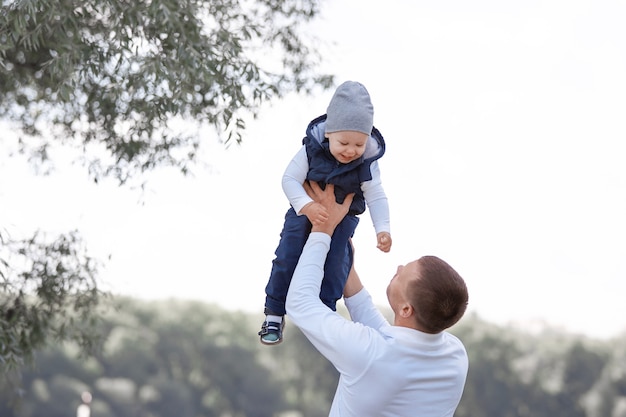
[264,207,359,315]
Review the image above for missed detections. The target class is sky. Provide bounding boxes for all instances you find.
[1,0,625,340]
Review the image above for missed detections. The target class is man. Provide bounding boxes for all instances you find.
[285,181,469,417]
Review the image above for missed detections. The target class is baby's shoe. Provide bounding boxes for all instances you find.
[258,316,285,345]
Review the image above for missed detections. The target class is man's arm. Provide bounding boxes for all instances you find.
[343,246,364,298]
[342,245,390,331]
[286,183,390,376]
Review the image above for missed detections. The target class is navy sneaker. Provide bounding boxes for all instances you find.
[258,319,285,345]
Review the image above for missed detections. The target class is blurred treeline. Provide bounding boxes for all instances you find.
[2,297,626,417]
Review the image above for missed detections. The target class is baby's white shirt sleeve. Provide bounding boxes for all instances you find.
[283,148,391,233]
[282,146,312,214]
[362,161,391,235]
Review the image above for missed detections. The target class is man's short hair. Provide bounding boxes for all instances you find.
[409,256,469,333]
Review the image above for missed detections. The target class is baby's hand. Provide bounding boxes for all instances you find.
[376,232,392,253]
[301,202,329,226]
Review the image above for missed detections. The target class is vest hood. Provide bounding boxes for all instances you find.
[302,115,387,215]
[305,114,386,163]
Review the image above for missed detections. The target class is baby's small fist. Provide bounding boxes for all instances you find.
[376,232,392,253]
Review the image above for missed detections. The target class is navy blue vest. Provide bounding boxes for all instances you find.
[303,115,386,216]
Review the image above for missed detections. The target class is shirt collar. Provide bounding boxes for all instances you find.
[382,326,446,350]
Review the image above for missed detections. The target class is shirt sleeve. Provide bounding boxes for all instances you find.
[344,288,391,331]
[286,233,390,377]
[362,161,391,234]
[282,146,313,214]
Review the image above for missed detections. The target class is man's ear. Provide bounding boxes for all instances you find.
[399,302,413,319]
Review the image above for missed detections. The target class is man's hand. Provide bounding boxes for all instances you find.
[303,181,354,236]
[299,202,329,227]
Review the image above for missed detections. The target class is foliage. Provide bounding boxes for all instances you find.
[0,0,333,392]
[451,315,619,417]
[0,0,333,184]
[0,230,106,395]
[1,297,335,417]
[2,299,626,417]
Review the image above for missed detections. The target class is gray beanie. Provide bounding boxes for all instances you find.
[325,81,374,136]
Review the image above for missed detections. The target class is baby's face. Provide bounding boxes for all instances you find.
[326,131,368,164]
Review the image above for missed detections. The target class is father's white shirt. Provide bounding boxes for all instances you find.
[286,233,468,417]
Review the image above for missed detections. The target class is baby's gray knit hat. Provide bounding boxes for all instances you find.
[325,81,374,136]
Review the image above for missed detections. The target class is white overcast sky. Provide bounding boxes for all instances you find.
[1,0,625,339]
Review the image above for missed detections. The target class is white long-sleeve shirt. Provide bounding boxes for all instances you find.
[286,233,468,417]
[282,146,391,235]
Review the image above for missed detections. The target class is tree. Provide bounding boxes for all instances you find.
[0,0,333,383]
[0,230,105,395]
[0,0,333,183]
[562,342,607,401]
